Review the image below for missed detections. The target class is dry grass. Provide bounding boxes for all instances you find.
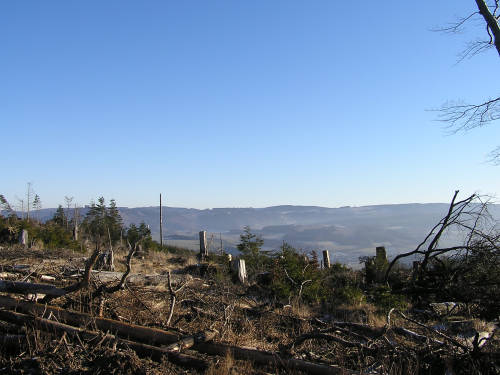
[112,247,198,275]
[206,351,254,375]
[472,319,496,333]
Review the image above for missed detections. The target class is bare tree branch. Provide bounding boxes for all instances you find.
[433,1,500,162]
[431,12,479,33]
[384,191,493,282]
[438,97,500,131]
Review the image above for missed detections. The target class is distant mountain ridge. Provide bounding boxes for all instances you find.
[9,203,500,266]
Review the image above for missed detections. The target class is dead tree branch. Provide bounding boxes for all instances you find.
[438,97,500,132]
[385,191,493,282]
[93,240,138,300]
[286,331,377,353]
[41,243,101,303]
[394,310,469,352]
[166,271,190,326]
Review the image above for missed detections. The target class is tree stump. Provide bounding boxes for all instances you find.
[18,230,28,248]
[199,231,208,259]
[230,259,247,284]
[322,250,330,269]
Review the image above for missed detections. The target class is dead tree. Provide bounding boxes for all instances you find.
[93,239,139,301]
[385,191,492,281]
[283,264,312,306]
[435,1,500,161]
[41,242,102,303]
[166,271,190,326]
[385,191,500,315]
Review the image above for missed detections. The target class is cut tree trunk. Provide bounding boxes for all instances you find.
[0,309,208,370]
[0,280,66,296]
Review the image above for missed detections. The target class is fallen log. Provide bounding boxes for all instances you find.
[392,327,444,345]
[0,280,66,296]
[165,329,217,352]
[192,341,358,375]
[40,275,56,282]
[0,296,181,345]
[0,272,19,279]
[330,321,384,337]
[0,309,208,370]
[0,334,25,347]
[287,331,377,352]
[0,319,27,334]
[0,296,359,375]
[68,270,184,285]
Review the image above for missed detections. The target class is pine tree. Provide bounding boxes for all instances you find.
[107,199,123,243]
[52,205,66,227]
[83,198,106,241]
[237,226,265,274]
[82,197,123,246]
[32,195,41,221]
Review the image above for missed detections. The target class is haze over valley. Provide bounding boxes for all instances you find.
[27,202,500,267]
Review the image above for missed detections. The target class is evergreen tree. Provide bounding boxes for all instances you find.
[138,222,151,239]
[83,198,105,242]
[82,197,123,246]
[237,226,265,274]
[126,222,153,249]
[32,194,41,221]
[107,199,123,243]
[52,205,66,227]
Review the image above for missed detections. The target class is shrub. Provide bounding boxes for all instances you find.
[369,285,408,312]
[270,243,321,304]
[334,286,366,306]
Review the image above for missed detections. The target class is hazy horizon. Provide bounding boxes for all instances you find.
[2,197,483,211]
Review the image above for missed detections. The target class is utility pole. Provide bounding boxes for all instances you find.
[73,204,79,241]
[26,183,30,222]
[220,232,223,255]
[160,194,163,249]
[26,182,34,222]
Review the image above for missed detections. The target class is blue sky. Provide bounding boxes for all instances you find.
[1,1,499,209]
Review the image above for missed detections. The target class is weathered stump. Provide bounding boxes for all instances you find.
[73,225,79,241]
[199,231,208,259]
[231,259,247,284]
[322,250,330,269]
[18,230,28,248]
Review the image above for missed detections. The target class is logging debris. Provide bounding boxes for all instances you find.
[0,246,499,374]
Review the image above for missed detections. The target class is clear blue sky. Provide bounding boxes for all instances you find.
[1,1,499,209]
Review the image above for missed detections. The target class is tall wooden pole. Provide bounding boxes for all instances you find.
[160,194,163,249]
[220,232,223,255]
